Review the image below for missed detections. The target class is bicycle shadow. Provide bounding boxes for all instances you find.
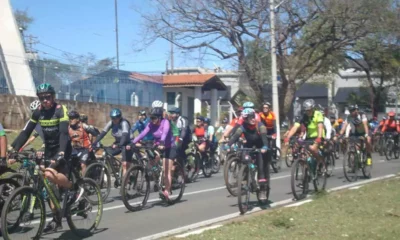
[41,227,108,240]
[230,200,274,211]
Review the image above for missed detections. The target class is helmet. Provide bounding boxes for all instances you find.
[302,99,315,111]
[236,107,244,112]
[294,116,301,122]
[68,110,80,119]
[222,117,228,124]
[243,102,255,108]
[241,108,256,118]
[30,100,41,111]
[262,102,271,107]
[80,114,88,123]
[139,110,146,116]
[383,117,387,120]
[36,83,55,95]
[329,115,336,119]
[150,107,163,117]
[338,118,343,123]
[110,108,122,118]
[168,107,181,114]
[204,118,211,124]
[348,104,358,111]
[152,100,164,108]
[196,116,205,122]
[389,111,395,117]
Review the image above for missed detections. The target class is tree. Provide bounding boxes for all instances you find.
[63,53,116,76]
[14,9,34,31]
[139,0,392,120]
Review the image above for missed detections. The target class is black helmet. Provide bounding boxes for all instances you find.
[169,106,181,114]
[329,115,336,120]
[36,83,55,95]
[110,108,122,118]
[68,110,80,119]
[196,116,205,122]
[139,110,146,116]
[150,107,163,117]
[80,114,88,123]
[348,104,358,112]
[204,117,211,124]
[222,117,228,124]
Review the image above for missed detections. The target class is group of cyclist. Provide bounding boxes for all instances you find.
[2,81,400,233]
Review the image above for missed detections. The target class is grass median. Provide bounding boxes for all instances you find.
[171,177,400,240]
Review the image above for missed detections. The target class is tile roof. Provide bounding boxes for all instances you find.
[163,74,216,86]
[129,72,163,84]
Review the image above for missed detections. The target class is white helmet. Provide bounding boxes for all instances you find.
[152,100,164,108]
[30,100,41,111]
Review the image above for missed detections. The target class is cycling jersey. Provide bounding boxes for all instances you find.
[194,126,206,138]
[131,118,153,141]
[294,111,325,139]
[174,116,191,141]
[344,113,368,134]
[132,118,174,148]
[69,123,98,149]
[205,125,217,143]
[323,117,332,140]
[33,124,45,142]
[259,111,276,133]
[229,118,239,127]
[95,118,131,146]
[381,119,400,132]
[236,114,261,125]
[228,122,268,148]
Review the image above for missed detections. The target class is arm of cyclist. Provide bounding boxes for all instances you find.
[160,118,170,146]
[362,115,369,136]
[58,106,70,154]
[381,120,387,133]
[130,121,139,137]
[83,123,100,137]
[93,121,112,144]
[132,123,150,144]
[117,120,130,147]
[208,126,215,142]
[284,121,301,143]
[179,117,189,140]
[259,124,269,153]
[20,135,37,151]
[227,126,244,147]
[11,112,38,151]
[324,117,332,140]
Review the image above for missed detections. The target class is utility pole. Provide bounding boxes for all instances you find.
[114,0,120,105]
[270,0,281,149]
[170,32,174,74]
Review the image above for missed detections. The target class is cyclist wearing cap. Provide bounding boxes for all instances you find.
[131,110,153,142]
[168,107,191,166]
[284,99,325,165]
[93,108,132,176]
[132,100,176,201]
[68,111,99,174]
[225,108,271,202]
[20,100,45,151]
[10,83,82,232]
[339,104,372,165]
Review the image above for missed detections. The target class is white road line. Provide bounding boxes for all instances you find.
[137,174,396,240]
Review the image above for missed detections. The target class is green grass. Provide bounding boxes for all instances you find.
[169,177,400,240]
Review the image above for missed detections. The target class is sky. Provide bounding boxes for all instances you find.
[10,0,231,73]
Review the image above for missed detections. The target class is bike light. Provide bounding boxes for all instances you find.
[245,155,250,160]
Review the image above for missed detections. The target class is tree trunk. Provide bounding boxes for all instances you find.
[282,80,297,122]
[241,56,264,106]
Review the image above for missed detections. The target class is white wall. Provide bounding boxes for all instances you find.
[0,0,36,96]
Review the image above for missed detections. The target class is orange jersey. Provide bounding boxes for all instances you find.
[69,124,91,148]
[194,126,206,138]
[259,111,276,129]
[382,119,400,132]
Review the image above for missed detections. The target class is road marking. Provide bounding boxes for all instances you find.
[285,199,313,208]
[175,225,223,238]
[349,186,363,190]
[137,174,396,240]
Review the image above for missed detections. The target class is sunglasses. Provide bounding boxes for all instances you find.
[38,95,52,101]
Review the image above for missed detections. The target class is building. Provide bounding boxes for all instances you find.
[68,69,163,107]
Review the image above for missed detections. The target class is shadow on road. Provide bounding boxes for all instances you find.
[41,228,108,240]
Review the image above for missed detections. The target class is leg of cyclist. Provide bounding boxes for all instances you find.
[121,145,134,177]
[161,147,177,200]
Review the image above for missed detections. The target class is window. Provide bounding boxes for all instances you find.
[167,92,176,105]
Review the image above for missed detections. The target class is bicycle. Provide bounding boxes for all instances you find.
[121,145,185,211]
[383,132,399,161]
[268,135,281,173]
[223,144,242,197]
[323,140,336,177]
[236,147,271,214]
[1,152,103,240]
[343,136,371,182]
[290,140,328,200]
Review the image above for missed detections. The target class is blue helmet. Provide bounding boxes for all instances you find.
[110,108,122,118]
[196,116,205,122]
[242,108,256,118]
[242,102,255,108]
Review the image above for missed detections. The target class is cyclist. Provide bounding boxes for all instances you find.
[0,123,7,170]
[339,104,372,165]
[318,106,332,141]
[259,102,278,159]
[193,116,208,153]
[20,100,45,151]
[220,107,243,142]
[131,110,153,142]
[284,99,325,165]
[374,117,386,134]
[381,111,400,149]
[204,117,218,154]
[216,117,229,136]
[79,114,100,143]
[68,111,99,174]
[92,108,132,177]
[225,108,271,202]
[168,107,191,167]
[10,83,81,232]
[132,100,176,201]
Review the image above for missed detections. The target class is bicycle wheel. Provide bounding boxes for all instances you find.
[379,137,385,156]
[185,153,199,183]
[325,152,335,177]
[285,146,294,167]
[290,159,309,200]
[385,140,393,161]
[334,142,340,159]
[343,152,358,182]
[0,177,21,230]
[66,178,103,238]
[168,161,185,204]
[1,186,46,240]
[202,155,213,178]
[361,152,372,179]
[84,162,111,203]
[237,165,250,214]
[120,165,150,212]
[211,154,221,174]
[224,157,240,197]
[394,143,400,159]
[313,161,327,192]
[271,148,281,173]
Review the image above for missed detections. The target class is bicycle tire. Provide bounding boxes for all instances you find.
[185,153,199,183]
[66,178,103,238]
[325,152,335,177]
[202,155,213,178]
[334,142,340,159]
[224,157,240,197]
[385,140,393,161]
[237,164,250,214]
[290,159,309,200]
[394,143,400,159]
[285,146,294,167]
[84,162,111,203]
[168,161,185,204]
[313,161,327,192]
[211,154,221,174]
[343,152,358,182]
[120,165,150,212]
[271,148,281,173]
[1,186,46,240]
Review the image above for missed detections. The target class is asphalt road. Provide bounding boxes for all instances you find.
[21,154,400,239]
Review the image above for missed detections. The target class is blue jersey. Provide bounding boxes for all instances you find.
[131,118,153,141]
